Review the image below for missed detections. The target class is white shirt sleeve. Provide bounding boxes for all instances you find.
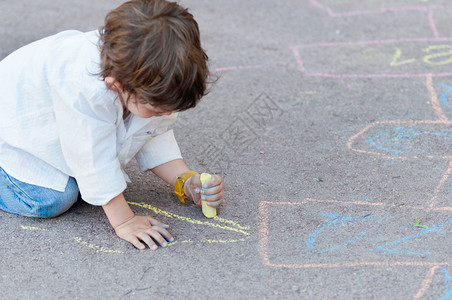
[135,114,182,172]
[51,80,127,206]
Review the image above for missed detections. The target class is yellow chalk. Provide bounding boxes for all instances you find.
[200,173,217,218]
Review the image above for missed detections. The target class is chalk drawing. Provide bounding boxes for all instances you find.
[258,78,452,270]
[348,75,452,209]
[428,10,440,38]
[415,266,440,299]
[168,238,246,247]
[437,267,452,299]
[278,1,452,298]
[370,219,452,256]
[17,202,250,254]
[440,83,452,108]
[389,45,452,67]
[21,225,48,231]
[353,123,452,158]
[73,237,124,254]
[307,0,449,37]
[215,65,262,72]
[16,200,249,253]
[128,201,250,237]
[17,202,248,253]
[259,200,452,269]
[305,212,375,254]
[290,40,452,78]
[414,266,452,299]
[308,0,452,18]
[19,224,124,254]
[390,48,416,66]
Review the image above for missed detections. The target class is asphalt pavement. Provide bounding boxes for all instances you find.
[1,0,452,299]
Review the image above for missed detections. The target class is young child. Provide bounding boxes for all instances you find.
[0,0,223,250]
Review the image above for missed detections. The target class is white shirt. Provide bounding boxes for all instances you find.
[0,30,182,206]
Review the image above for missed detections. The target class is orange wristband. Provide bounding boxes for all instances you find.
[174,170,197,203]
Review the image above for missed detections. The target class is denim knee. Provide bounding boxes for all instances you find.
[30,177,79,218]
[0,169,79,218]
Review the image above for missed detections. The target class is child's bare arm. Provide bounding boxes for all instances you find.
[151,158,192,186]
[151,159,223,207]
[102,193,173,250]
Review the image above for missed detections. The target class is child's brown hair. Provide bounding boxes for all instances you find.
[98,0,211,111]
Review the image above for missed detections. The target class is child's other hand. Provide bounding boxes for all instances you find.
[114,215,174,250]
[185,174,223,207]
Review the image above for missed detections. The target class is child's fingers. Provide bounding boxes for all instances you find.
[201,191,223,203]
[150,225,174,243]
[148,216,169,229]
[125,235,147,250]
[205,199,222,208]
[145,229,169,248]
[201,184,223,197]
[200,174,222,189]
[137,232,159,250]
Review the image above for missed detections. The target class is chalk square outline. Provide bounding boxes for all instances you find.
[259,199,452,269]
[290,38,452,79]
[309,0,452,17]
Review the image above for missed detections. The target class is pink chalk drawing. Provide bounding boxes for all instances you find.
[308,0,452,38]
[290,39,452,79]
[214,65,262,72]
[308,0,451,17]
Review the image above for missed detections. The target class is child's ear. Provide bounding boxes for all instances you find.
[104,76,123,91]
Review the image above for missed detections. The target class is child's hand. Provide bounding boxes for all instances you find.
[184,174,223,207]
[114,215,174,250]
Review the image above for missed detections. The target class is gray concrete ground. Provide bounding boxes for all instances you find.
[1,0,452,299]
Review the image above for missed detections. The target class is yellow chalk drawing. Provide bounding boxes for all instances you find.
[128,202,250,236]
[168,238,245,247]
[212,216,249,230]
[21,225,48,231]
[390,47,415,66]
[422,45,452,66]
[168,239,194,247]
[302,91,317,95]
[73,237,123,254]
[204,238,246,244]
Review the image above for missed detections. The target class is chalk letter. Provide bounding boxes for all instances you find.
[390,48,415,67]
[423,45,452,66]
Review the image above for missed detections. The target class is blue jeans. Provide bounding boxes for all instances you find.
[0,167,79,218]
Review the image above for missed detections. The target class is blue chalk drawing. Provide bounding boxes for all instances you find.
[366,126,422,154]
[304,212,452,258]
[371,218,452,257]
[305,212,376,254]
[366,126,452,154]
[439,83,452,109]
[438,267,452,300]
[431,132,452,138]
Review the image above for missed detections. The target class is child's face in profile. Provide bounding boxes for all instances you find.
[105,77,173,118]
[119,90,173,119]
